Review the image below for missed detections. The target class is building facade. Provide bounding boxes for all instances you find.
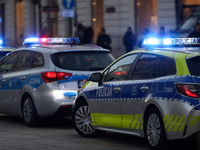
[1,0,200,57]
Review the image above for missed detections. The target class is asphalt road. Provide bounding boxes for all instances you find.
[0,114,198,150]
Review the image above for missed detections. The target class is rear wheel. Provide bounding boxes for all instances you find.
[72,101,105,137]
[144,107,167,150]
[22,95,40,127]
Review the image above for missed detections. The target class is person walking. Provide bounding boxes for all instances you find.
[188,22,200,37]
[75,23,85,43]
[97,28,112,51]
[84,26,94,44]
[123,27,136,53]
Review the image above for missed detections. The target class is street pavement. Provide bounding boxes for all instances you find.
[0,114,199,150]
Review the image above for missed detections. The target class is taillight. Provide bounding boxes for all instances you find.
[176,84,199,98]
[41,72,72,83]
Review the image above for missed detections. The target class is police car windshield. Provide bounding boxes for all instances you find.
[186,56,200,76]
[51,51,114,71]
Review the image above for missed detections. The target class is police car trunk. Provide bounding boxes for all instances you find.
[50,47,114,99]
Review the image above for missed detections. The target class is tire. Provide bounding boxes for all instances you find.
[22,95,40,127]
[72,101,105,137]
[144,107,167,150]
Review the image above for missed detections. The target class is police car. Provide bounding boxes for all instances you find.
[0,37,114,127]
[72,38,200,150]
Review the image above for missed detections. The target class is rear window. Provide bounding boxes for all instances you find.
[0,51,11,60]
[187,56,200,76]
[51,51,114,71]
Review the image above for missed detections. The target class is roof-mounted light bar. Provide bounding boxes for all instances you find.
[23,37,80,45]
[143,38,200,46]
[0,39,3,45]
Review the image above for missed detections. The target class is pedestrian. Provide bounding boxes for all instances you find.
[138,28,149,47]
[84,26,94,44]
[158,26,166,38]
[188,22,200,37]
[97,28,112,51]
[75,23,85,43]
[123,27,136,53]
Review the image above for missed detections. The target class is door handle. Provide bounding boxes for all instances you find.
[140,85,149,92]
[1,79,6,83]
[113,86,121,93]
[20,76,26,81]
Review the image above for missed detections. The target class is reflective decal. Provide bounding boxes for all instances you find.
[30,78,41,85]
[96,87,112,97]
[130,85,138,97]
[164,87,173,92]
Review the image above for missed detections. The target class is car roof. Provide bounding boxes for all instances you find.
[16,44,110,53]
[153,47,200,54]
[0,46,15,51]
[128,46,200,56]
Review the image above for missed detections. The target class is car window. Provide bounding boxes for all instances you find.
[0,51,11,60]
[103,54,138,82]
[13,51,34,71]
[51,51,114,71]
[149,57,159,79]
[131,54,158,80]
[0,51,20,73]
[186,56,200,76]
[158,56,176,77]
[33,52,44,67]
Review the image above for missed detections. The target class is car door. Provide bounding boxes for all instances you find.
[6,51,34,111]
[92,54,138,128]
[0,51,20,111]
[120,54,158,130]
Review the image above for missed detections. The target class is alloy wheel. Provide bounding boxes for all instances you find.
[147,113,161,146]
[23,98,33,122]
[75,106,95,134]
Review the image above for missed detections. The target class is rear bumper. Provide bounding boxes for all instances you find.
[52,105,72,117]
[184,105,200,138]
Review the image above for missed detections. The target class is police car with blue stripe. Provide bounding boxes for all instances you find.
[72,38,200,150]
[0,37,114,127]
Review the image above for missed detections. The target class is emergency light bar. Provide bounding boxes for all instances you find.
[23,37,80,45]
[143,38,200,46]
[0,39,3,45]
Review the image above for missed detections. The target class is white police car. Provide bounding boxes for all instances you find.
[72,38,200,150]
[0,37,114,127]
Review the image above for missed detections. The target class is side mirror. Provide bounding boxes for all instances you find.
[89,72,102,86]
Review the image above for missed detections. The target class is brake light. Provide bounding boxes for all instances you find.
[41,72,72,83]
[176,84,199,98]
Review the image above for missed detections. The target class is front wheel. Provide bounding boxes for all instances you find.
[22,95,40,127]
[72,101,105,137]
[144,107,167,150]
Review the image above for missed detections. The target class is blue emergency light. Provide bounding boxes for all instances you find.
[23,37,80,45]
[0,39,3,45]
[143,38,200,46]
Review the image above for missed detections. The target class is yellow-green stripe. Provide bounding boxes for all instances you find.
[172,116,185,132]
[189,116,200,126]
[167,115,180,131]
[136,114,143,130]
[122,115,134,129]
[165,115,175,129]
[130,114,139,129]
